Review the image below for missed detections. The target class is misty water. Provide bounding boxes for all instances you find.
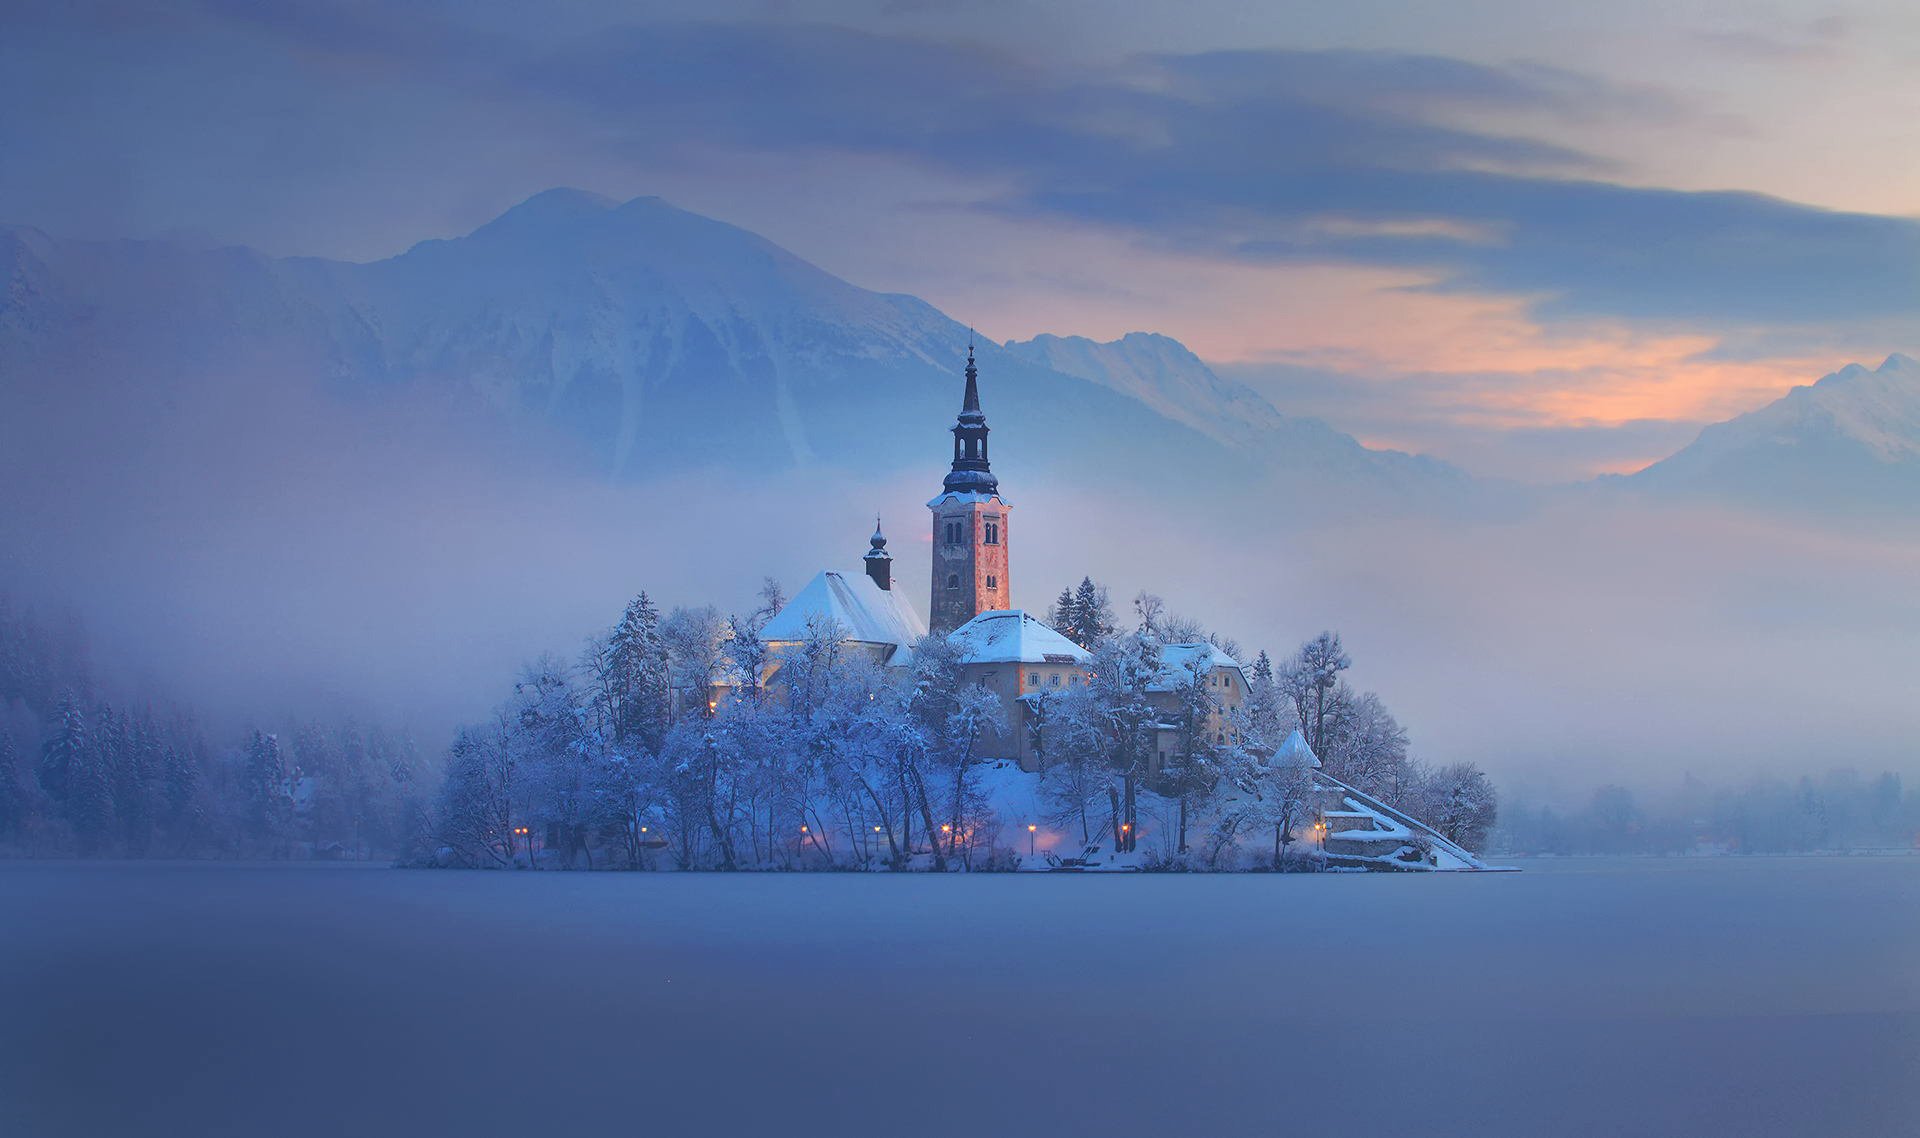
[4,858,1916,1138]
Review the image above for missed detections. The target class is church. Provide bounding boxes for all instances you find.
[758,344,1249,772]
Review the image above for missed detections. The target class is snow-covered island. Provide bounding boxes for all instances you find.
[430,346,1498,873]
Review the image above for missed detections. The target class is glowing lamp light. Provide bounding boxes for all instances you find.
[1028,824,1037,833]
[941,824,952,833]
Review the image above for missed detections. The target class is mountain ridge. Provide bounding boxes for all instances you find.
[1621,352,1920,512]
[0,190,1477,510]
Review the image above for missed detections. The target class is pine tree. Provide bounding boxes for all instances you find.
[115,713,160,854]
[1049,587,1079,645]
[0,729,26,840]
[38,692,88,808]
[606,592,671,748]
[1074,577,1113,644]
[159,741,202,849]
[242,730,289,852]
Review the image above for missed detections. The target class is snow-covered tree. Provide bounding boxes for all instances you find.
[1037,685,1108,845]
[1283,632,1351,760]
[240,730,290,854]
[1418,762,1498,851]
[1049,577,1116,649]
[1089,631,1161,852]
[1322,691,1411,801]
[1159,650,1223,853]
[0,729,27,841]
[662,605,732,720]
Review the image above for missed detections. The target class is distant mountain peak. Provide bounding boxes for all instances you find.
[1626,351,1920,512]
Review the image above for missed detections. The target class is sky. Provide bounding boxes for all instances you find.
[3,0,1916,482]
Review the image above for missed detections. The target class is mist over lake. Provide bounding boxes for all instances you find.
[5,858,1915,1138]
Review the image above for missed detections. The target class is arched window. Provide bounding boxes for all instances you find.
[985,575,997,590]
[947,573,960,590]
[983,518,1000,545]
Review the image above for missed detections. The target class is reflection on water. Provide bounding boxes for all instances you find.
[2,857,1916,1138]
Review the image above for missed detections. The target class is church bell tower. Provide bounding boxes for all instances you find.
[928,342,1010,634]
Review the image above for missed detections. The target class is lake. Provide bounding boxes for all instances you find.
[2,857,1916,1137]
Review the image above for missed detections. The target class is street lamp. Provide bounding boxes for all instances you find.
[1028,823,1037,858]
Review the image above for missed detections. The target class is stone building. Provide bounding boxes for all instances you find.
[1147,642,1250,773]
[946,609,1092,768]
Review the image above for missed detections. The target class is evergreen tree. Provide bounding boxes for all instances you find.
[602,591,671,746]
[241,730,290,852]
[1049,587,1079,644]
[0,729,26,840]
[159,740,202,848]
[1073,577,1114,643]
[115,712,160,854]
[38,692,89,806]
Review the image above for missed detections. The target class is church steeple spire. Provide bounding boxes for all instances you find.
[944,340,997,495]
[928,339,1010,635]
[863,515,892,591]
[961,339,981,415]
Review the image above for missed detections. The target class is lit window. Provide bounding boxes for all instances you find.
[947,574,960,590]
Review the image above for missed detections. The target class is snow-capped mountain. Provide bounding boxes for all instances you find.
[1003,330,1462,487]
[1625,353,1920,512]
[0,190,1469,506]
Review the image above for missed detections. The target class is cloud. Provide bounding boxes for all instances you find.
[478,22,1920,335]
[14,8,1912,343]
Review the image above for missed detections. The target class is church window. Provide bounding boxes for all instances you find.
[946,573,960,590]
[983,518,1000,545]
[943,520,963,545]
[986,575,998,590]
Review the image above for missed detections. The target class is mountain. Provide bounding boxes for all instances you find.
[0,189,1475,510]
[1624,353,1920,512]
[1003,331,1463,488]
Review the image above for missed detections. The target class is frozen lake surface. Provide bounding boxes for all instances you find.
[3,857,1917,1137]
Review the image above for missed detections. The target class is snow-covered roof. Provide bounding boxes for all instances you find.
[1274,728,1320,769]
[926,489,1011,509]
[761,570,927,655]
[947,610,1090,665]
[1148,641,1244,691]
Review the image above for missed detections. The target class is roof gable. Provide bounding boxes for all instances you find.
[1148,641,1244,691]
[761,570,927,651]
[947,610,1091,665]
